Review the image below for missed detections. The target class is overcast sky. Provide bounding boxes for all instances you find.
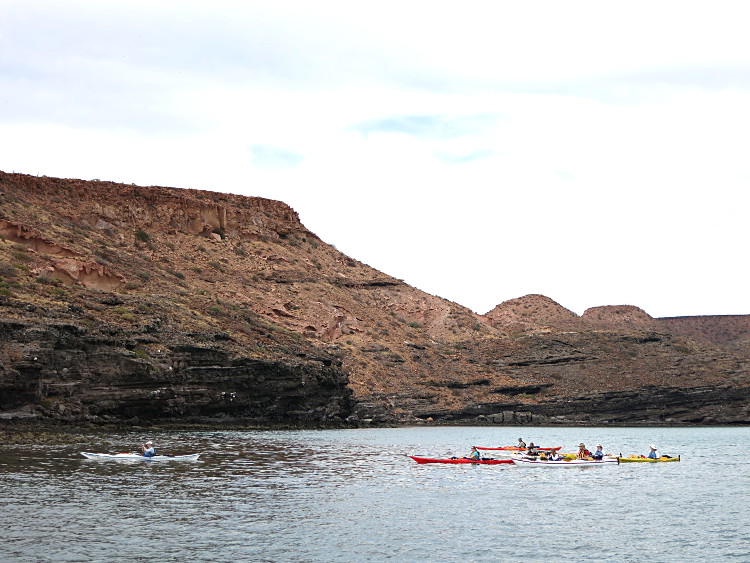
[2,1,749,317]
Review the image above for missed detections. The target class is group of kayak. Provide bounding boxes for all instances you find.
[409,438,680,466]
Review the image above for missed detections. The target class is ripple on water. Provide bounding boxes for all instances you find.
[1,426,749,562]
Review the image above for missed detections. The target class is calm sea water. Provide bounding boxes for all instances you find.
[1,426,748,562]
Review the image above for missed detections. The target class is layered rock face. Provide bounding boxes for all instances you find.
[0,319,352,425]
[1,171,748,426]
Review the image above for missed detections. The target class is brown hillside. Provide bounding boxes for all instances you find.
[1,171,749,426]
[659,315,750,357]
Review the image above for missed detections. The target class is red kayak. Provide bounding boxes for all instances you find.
[408,456,514,465]
[476,446,561,451]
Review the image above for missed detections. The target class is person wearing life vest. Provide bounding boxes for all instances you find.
[141,440,156,457]
[592,444,605,460]
[647,444,660,459]
[577,443,590,459]
[466,446,481,460]
[517,438,526,449]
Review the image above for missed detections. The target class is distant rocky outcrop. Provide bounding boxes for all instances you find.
[485,294,583,333]
[582,305,659,330]
[1,171,748,427]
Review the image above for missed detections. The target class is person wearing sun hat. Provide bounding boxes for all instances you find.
[592,444,605,460]
[647,444,660,459]
[141,440,156,457]
[576,443,589,459]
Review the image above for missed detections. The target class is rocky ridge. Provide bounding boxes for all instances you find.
[1,171,748,427]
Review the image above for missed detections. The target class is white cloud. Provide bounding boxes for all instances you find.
[2,1,750,317]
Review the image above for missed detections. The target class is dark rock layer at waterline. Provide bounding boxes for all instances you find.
[0,319,354,426]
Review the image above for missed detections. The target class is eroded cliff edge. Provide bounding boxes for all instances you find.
[1,172,748,427]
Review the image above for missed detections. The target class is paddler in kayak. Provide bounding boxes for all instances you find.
[525,443,539,456]
[647,444,660,459]
[576,443,590,459]
[592,444,605,460]
[141,440,156,457]
[466,446,481,460]
[517,438,526,449]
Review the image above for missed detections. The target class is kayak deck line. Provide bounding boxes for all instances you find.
[511,457,619,466]
[476,447,562,451]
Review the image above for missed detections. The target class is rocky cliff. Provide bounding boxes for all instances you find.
[1,171,748,427]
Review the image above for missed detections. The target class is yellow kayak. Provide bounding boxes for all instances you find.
[617,455,680,463]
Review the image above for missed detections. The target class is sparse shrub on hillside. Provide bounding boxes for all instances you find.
[134,229,150,243]
[0,282,12,297]
[133,347,150,359]
[113,307,135,321]
[94,249,111,263]
[234,246,248,257]
[408,322,422,329]
[11,248,31,262]
[136,271,150,281]
[50,287,68,298]
[167,269,185,280]
[0,261,16,278]
[209,261,226,273]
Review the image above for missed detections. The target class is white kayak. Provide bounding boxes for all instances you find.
[81,452,201,461]
[512,457,618,466]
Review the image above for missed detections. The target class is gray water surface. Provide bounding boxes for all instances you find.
[1,426,748,562]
